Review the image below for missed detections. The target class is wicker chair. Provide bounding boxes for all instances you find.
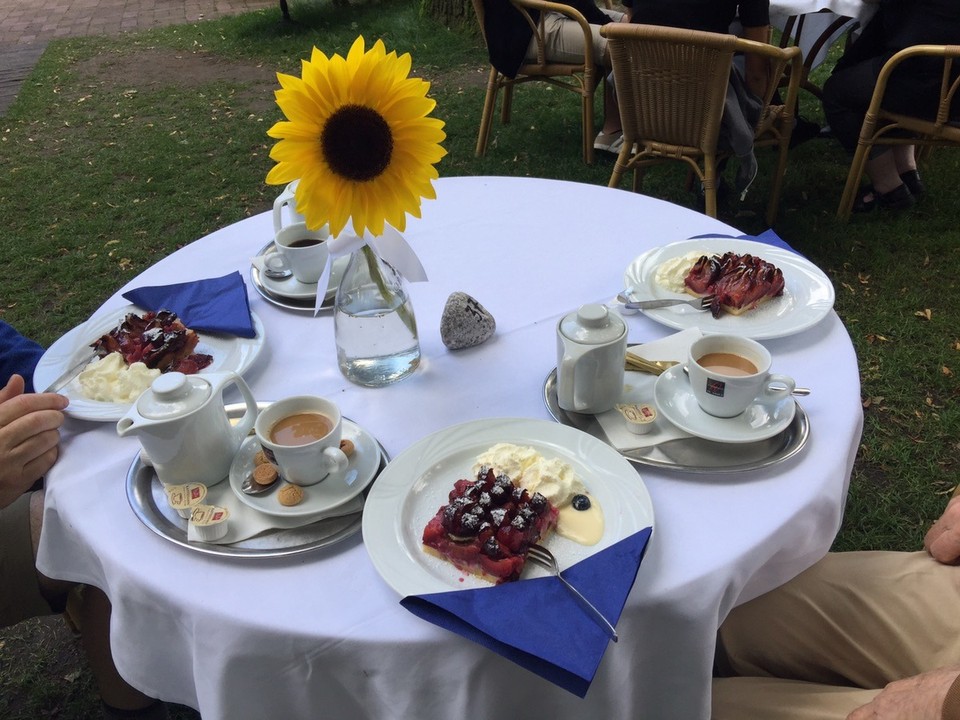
[837,44,960,221]
[599,23,802,225]
[471,0,605,164]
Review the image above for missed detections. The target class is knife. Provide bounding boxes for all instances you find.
[42,350,98,394]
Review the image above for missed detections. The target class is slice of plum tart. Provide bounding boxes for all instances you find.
[422,465,559,584]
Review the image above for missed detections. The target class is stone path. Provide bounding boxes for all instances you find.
[0,0,277,115]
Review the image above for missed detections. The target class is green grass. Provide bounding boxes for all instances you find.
[0,1,958,715]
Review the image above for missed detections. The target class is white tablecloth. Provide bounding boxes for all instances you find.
[36,176,863,720]
[771,0,878,68]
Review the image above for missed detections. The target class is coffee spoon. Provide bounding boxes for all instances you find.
[681,365,811,396]
[262,253,293,280]
[241,475,280,496]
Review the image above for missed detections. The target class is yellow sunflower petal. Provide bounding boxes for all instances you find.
[265,36,445,235]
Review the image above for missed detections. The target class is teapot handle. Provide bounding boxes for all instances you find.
[227,376,259,441]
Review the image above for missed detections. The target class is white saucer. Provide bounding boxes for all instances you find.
[653,365,796,443]
[252,244,349,301]
[228,418,381,518]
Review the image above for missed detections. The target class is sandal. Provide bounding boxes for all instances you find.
[594,130,622,153]
[852,183,915,213]
[899,169,924,198]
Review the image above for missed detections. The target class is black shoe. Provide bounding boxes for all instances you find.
[789,117,821,149]
[899,169,924,198]
[852,183,915,213]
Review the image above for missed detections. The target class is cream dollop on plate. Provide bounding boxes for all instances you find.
[77,353,159,403]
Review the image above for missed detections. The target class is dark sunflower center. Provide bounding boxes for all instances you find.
[321,104,393,182]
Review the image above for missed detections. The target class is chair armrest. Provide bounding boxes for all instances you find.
[509,0,597,69]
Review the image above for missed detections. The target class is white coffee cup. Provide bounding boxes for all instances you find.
[274,222,330,284]
[687,334,796,418]
[273,180,305,232]
[254,396,349,486]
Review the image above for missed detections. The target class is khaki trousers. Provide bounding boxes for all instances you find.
[526,9,625,67]
[713,550,960,720]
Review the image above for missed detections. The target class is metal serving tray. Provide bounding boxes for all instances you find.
[543,370,809,473]
[125,405,388,558]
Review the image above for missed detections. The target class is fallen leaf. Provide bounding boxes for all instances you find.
[858,273,870,285]
[943,366,953,376]
[64,670,82,682]
[915,309,932,320]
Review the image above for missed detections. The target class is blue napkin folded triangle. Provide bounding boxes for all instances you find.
[401,528,652,698]
[122,271,256,338]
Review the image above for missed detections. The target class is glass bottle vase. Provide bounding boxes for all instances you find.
[334,244,420,387]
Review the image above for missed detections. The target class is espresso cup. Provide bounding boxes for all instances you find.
[274,222,330,284]
[272,180,305,232]
[687,335,796,418]
[254,396,349,486]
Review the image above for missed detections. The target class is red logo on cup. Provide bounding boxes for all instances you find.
[706,379,726,397]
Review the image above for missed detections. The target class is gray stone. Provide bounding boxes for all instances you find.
[440,292,496,350]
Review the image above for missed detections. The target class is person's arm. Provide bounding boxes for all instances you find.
[741,24,772,99]
[0,375,68,509]
[924,494,960,565]
[845,665,960,720]
[565,0,615,26]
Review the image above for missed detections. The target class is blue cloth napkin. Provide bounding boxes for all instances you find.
[688,228,806,258]
[400,528,652,698]
[122,271,256,338]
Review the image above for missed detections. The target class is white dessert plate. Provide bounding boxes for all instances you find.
[623,238,835,340]
[228,419,382,518]
[653,365,797,444]
[33,305,266,423]
[362,417,655,598]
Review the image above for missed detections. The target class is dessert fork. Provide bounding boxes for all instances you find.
[527,544,619,642]
[622,295,714,311]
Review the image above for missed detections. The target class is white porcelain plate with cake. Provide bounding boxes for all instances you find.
[623,238,835,340]
[653,365,797,443]
[362,417,655,597]
[228,419,381,518]
[33,304,266,423]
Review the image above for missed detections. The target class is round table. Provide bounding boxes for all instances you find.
[36,176,863,720]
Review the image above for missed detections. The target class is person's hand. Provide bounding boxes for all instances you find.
[924,495,960,564]
[847,666,960,720]
[0,374,69,509]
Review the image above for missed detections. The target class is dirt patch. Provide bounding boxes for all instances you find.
[71,46,280,113]
[67,46,486,110]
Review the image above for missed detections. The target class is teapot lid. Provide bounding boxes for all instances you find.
[559,304,624,344]
[136,372,211,420]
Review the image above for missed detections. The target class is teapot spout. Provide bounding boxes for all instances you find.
[116,416,137,437]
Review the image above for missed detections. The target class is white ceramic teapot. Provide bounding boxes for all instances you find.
[117,371,258,487]
[556,303,627,414]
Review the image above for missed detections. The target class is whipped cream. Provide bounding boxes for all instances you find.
[77,352,160,402]
[472,443,586,508]
[654,251,704,293]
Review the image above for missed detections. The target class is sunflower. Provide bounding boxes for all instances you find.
[266,36,447,238]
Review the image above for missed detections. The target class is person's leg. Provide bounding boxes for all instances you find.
[713,677,878,720]
[27,492,166,719]
[714,551,960,716]
[535,11,625,139]
[0,491,56,626]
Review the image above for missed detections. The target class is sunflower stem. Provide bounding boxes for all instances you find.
[360,244,417,336]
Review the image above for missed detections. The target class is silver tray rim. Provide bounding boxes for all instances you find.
[542,369,809,473]
[125,404,388,558]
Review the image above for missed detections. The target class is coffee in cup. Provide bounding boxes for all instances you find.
[254,396,349,486]
[686,335,796,418]
[274,222,330,284]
